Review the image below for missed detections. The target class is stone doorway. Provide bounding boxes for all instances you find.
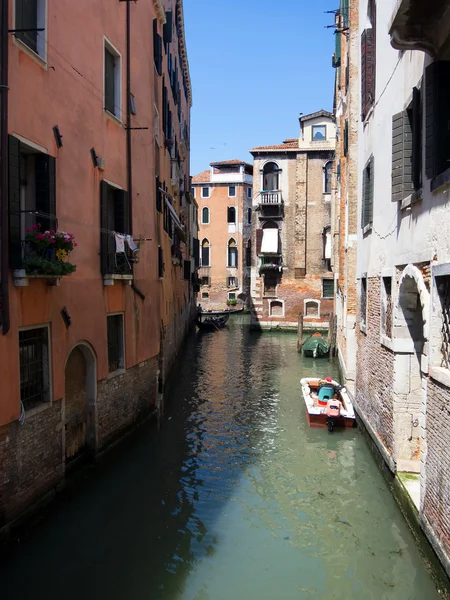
[64,343,97,463]
[393,266,430,485]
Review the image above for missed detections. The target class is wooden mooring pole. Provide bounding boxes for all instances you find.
[297,313,304,352]
[328,314,337,358]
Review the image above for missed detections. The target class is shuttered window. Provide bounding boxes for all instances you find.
[104,47,118,116]
[193,238,200,268]
[163,11,173,45]
[361,20,376,121]
[183,260,191,281]
[362,156,374,230]
[158,246,164,278]
[100,181,131,275]
[201,240,210,267]
[15,0,39,53]
[256,229,263,256]
[153,19,163,76]
[425,61,450,182]
[322,279,334,298]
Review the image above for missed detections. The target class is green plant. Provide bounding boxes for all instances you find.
[24,223,77,276]
[227,298,237,306]
[24,256,77,276]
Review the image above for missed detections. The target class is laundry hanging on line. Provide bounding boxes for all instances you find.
[115,232,140,254]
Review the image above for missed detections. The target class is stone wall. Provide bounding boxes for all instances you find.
[423,377,450,558]
[355,277,395,453]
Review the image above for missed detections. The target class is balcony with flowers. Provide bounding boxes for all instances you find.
[13,223,78,286]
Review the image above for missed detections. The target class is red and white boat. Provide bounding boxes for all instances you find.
[300,377,356,430]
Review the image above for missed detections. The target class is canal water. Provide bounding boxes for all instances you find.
[1,317,445,599]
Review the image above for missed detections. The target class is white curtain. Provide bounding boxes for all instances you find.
[261,229,279,253]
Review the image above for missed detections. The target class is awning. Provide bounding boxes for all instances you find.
[163,196,184,231]
[261,229,279,253]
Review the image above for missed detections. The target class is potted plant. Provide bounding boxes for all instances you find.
[24,223,77,277]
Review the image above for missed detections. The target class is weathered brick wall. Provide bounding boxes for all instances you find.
[356,277,395,453]
[0,402,63,526]
[97,356,158,449]
[423,377,450,557]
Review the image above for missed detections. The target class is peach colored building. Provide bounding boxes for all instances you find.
[0,0,195,531]
[192,160,253,309]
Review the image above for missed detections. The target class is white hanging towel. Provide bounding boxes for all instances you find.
[126,235,138,252]
[261,229,279,253]
[115,233,125,253]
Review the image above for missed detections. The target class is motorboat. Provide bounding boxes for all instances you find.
[300,377,356,431]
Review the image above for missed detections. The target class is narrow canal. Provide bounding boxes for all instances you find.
[1,318,444,599]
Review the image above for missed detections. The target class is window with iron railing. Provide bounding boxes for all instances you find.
[19,327,50,411]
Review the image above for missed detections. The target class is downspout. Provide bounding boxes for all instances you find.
[0,0,10,335]
[126,0,132,229]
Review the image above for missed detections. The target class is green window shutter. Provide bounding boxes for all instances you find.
[153,19,163,76]
[411,86,422,190]
[334,31,341,68]
[35,154,56,232]
[341,0,349,29]
[100,181,109,275]
[163,11,173,45]
[104,48,115,114]
[8,135,22,269]
[392,112,404,202]
[115,190,130,235]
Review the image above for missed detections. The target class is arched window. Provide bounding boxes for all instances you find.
[201,239,210,266]
[324,161,332,194]
[260,221,280,254]
[228,238,238,267]
[263,162,279,191]
[227,206,236,224]
[202,207,210,224]
[246,239,252,267]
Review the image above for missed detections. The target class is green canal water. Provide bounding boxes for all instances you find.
[1,317,446,599]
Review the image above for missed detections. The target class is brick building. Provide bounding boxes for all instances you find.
[249,111,336,330]
[0,0,196,533]
[331,0,359,393]
[353,0,450,577]
[192,159,253,309]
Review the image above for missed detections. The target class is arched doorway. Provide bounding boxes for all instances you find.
[393,265,429,478]
[64,343,97,463]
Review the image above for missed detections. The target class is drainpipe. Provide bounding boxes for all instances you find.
[125,0,132,230]
[0,0,10,335]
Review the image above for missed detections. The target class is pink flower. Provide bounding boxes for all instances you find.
[32,224,38,230]
[49,238,56,244]
[74,242,78,247]
[36,223,41,228]
[50,230,55,235]
[36,233,45,241]
[25,227,31,233]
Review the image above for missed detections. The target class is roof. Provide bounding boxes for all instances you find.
[192,170,211,183]
[299,109,334,122]
[250,139,300,153]
[210,158,253,168]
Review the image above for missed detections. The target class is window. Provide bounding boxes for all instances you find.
[14,0,46,58]
[228,238,238,267]
[247,208,252,224]
[200,276,210,286]
[263,162,279,191]
[425,61,450,183]
[324,162,332,194]
[107,314,124,373]
[362,156,374,230]
[264,275,277,297]
[270,301,283,317]
[19,327,50,410]
[228,292,236,300]
[392,88,421,202]
[312,125,326,141]
[202,207,210,224]
[201,239,210,266]
[227,276,237,288]
[322,279,334,298]
[247,187,252,199]
[323,226,331,271]
[100,181,131,275]
[8,136,56,269]
[201,187,210,198]
[153,19,163,75]
[158,246,164,278]
[228,186,236,197]
[246,240,252,267]
[130,94,137,115]
[360,277,367,327]
[381,276,393,338]
[105,41,122,120]
[361,1,376,120]
[437,275,450,369]
[305,300,319,317]
[202,291,209,299]
[191,187,195,198]
[154,105,160,145]
[343,119,349,157]
[227,207,236,224]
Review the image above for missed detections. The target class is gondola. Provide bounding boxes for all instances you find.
[195,313,230,331]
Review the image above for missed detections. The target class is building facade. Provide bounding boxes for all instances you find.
[331,0,359,394]
[192,159,253,309]
[354,0,450,576]
[0,0,195,532]
[249,111,336,330]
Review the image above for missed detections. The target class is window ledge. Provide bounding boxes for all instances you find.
[103,274,133,286]
[431,168,450,194]
[400,190,422,210]
[13,37,47,70]
[104,110,123,127]
[429,366,450,388]
[363,224,372,236]
[360,322,367,335]
[25,401,53,418]
[381,334,394,350]
[13,270,61,287]
[107,367,126,380]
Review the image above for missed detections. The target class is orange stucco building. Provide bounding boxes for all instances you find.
[0,0,196,529]
[193,160,253,309]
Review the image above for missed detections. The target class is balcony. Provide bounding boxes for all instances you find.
[259,255,283,273]
[257,191,284,219]
[389,0,450,55]
[260,191,282,205]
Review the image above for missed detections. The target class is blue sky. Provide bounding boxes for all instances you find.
[183,0,337,175]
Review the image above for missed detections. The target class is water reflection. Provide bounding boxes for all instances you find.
[1,317,442,600]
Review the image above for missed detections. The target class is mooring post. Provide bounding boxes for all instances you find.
[297,313,304,352]
[328,314,337,358]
